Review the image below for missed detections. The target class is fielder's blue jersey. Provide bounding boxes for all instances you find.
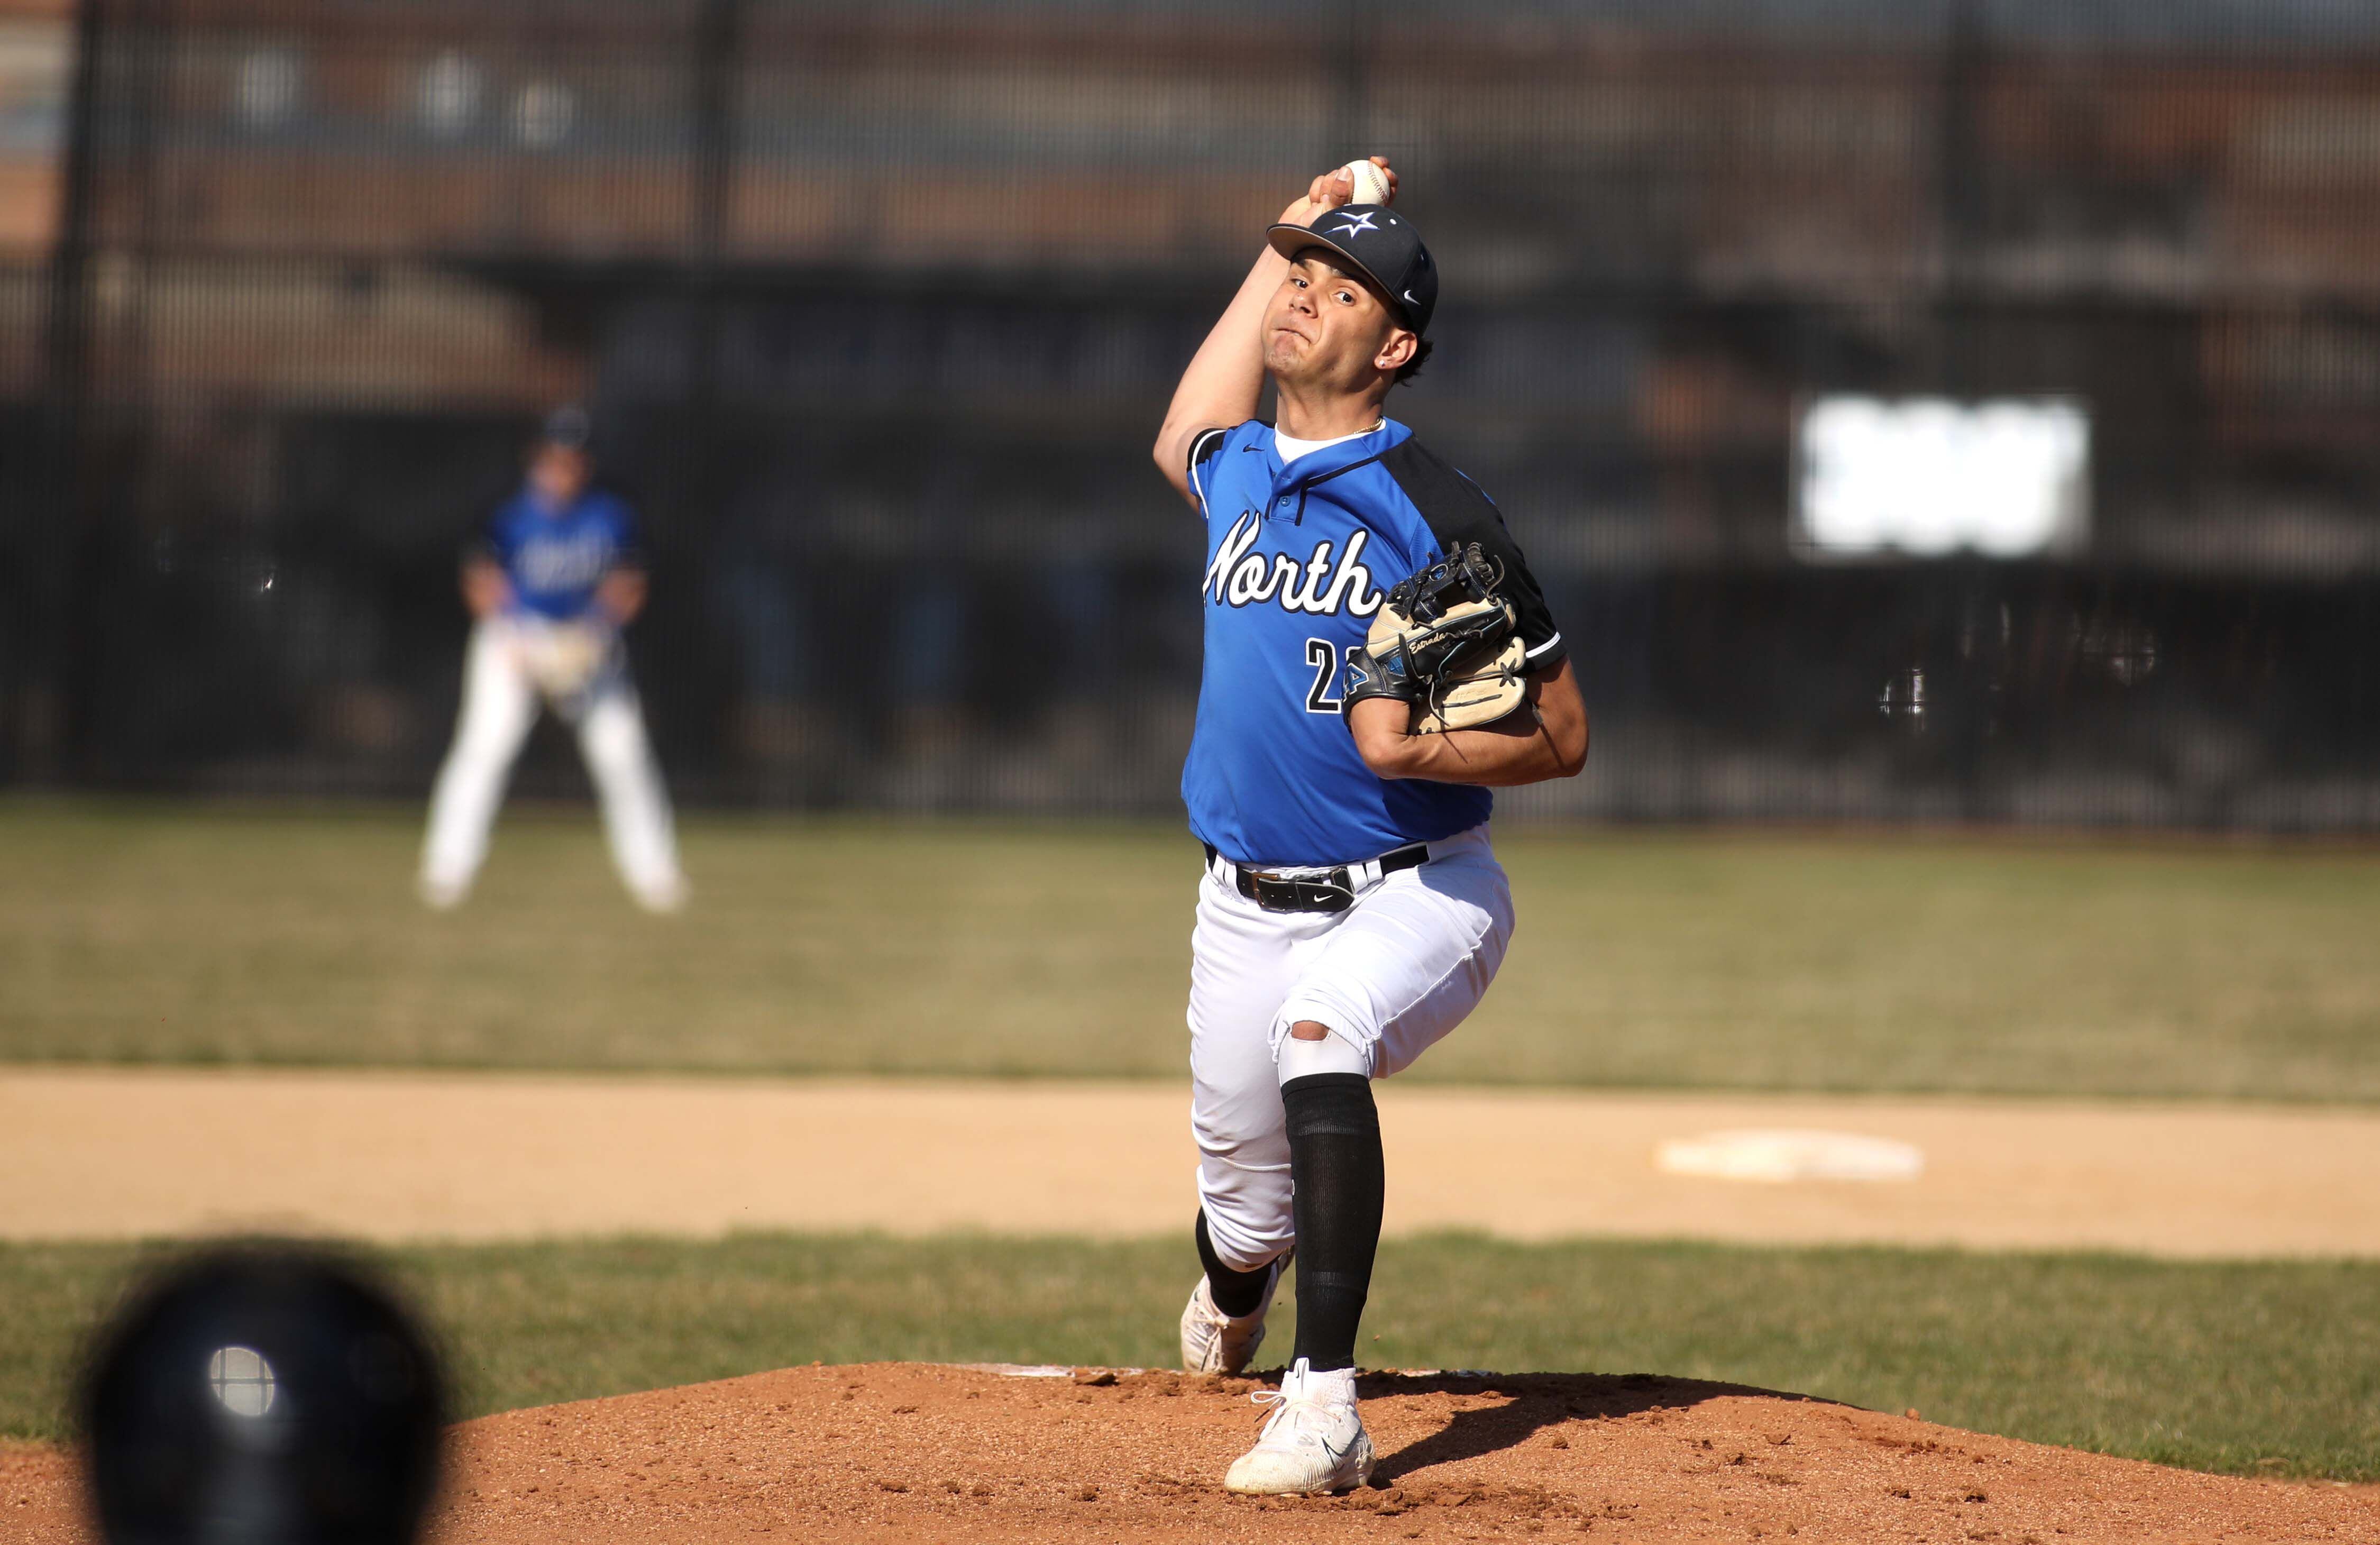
[1181,418,1566,867]
[480,486,642,621]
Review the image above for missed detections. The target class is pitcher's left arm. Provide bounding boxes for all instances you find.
[1347,656,1587,787]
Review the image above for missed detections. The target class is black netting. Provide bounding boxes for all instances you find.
[8,0,2379,825]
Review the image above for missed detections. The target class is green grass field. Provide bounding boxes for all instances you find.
[5,1232,2375,1480]
[5,799,2377,1100]
[9,800,2378,1483]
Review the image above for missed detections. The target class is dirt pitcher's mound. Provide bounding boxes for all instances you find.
[11,1364,2377,1543]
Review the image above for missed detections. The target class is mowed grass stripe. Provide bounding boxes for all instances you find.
[5,801,2378,1101]
[4,1234,2375,1480]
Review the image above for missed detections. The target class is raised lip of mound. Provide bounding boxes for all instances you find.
[14,1361,2379,1545]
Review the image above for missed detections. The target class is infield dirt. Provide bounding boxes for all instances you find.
[10,1068,2380,1256]
[8,1362,2376,1543]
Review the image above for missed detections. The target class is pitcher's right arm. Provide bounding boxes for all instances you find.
[1150,159,1396,507]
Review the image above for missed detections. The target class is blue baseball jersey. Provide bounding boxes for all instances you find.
[480,486,642,621]
[1181,418,1566,867]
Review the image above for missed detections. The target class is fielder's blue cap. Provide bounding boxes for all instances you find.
[539,404,592,452]
[1266,204,1438,337]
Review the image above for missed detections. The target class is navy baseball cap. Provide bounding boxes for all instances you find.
[1267,204,1438,336]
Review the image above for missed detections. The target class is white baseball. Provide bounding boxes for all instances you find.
[1341,159,1393,207]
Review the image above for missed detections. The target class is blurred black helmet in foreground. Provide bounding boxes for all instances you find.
[80,1242,446,1545]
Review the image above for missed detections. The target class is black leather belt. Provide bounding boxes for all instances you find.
[1203,841,1430,914]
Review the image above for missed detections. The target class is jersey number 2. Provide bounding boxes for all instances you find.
[1304,639,1341,715]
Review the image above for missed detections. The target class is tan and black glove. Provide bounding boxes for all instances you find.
[1341,543,1528,734]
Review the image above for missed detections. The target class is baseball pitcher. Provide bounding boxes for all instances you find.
[1151,159,1589,1494]
[417,409,688,914]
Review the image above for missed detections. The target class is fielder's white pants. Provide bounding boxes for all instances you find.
[419,618,685,910]
[1188,823,1514,1272]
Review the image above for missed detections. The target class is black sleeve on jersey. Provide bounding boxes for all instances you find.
[1379,438,1567,672]
[1185,425,1231,511]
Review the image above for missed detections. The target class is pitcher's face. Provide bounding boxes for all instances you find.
[1262,251,1411,396]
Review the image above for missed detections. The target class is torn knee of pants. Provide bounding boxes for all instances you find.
[1275,1023,1370,1083]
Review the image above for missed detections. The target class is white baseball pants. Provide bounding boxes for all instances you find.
[1188,823,1514,1271]
[419,618,686,911]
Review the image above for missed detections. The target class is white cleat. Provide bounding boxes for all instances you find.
[1179,1252,1288,1376]
[1223,1357,1376,1496]
[416,874,469,911]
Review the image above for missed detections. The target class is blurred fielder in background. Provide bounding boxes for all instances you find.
[417,408,689,914]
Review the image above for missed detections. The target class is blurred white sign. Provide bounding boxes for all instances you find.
[1792,396,2090,559]
[234,49,303,129]
[417,52,485,138]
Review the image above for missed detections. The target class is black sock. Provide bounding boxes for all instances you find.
[1281,1072,1384,1374]
[1195,1209,1275,1319]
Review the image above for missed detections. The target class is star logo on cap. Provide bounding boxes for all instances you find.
[1330,211,1381,236]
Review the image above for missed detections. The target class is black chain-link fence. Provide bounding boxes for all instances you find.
[10,0,2379,825]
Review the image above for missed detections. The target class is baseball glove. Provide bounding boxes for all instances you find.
[1341,543,1529,733]
[516,619,612,701]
